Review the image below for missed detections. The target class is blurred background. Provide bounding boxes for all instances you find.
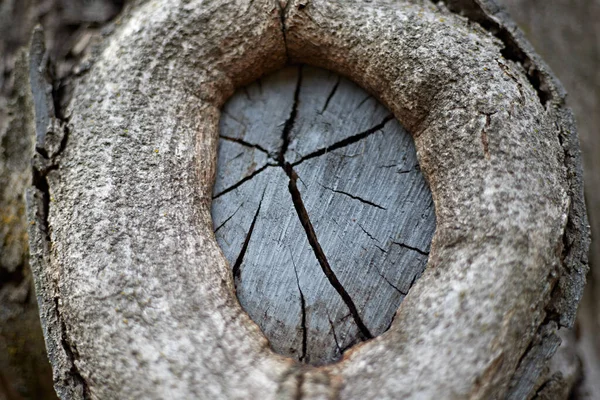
[0,0,598,398]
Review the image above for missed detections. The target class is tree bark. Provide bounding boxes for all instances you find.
[0,1,124,398]
[0,45,56,400]
[25,0,589,399]
[493,1,600,397]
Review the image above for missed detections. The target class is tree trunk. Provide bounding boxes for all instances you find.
[494,1,600,398]
[24,0,589,399]
[0,1,123,398]
[0,45,56,400]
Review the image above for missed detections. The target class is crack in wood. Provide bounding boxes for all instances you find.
[30,30,92,397]
[320,75,340,114]
[319,183,387,210]
[284,163,374,340]
[212,164,272,199]
[374,266,408,297]
[378,163,419,174]
[358,223,379,243]
[432,0,551,106]
[213,66,436,364]
[291,114,394,166]
[326,311,342,355]
[232,195,263,286]
[278,65,303,164]
[355,94,372,111]
[219,135,272,157]
[290,250,308,363]
[214,203,244,233]
[391,241,429,256]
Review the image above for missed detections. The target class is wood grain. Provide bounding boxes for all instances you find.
[212,65,436,365]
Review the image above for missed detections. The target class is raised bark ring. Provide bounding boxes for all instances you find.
[28,0,589,399]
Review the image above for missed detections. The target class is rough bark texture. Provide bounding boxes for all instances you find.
[0,46,56,400]
[0,1,124,398]
[25,0,589,399]
[493,2,600,398]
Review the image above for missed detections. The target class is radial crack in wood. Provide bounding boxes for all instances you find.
[212,65,436,365]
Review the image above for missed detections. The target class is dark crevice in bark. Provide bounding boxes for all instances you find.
[284,163,373,340]
[500,41,550,106]
[532,376,554,399]
[232,196,263,287]
[57,123,70,158]
[54,297,91,400]
[212,164,272,199]
[291,253,308,363]
[319,183,387,210]
[278,1,291,63]
[278,65,303,164]
[434,0,551,106]
[320,75,340,114]
[496,59,525,104]
[50,65,68,121]
[391,241,429,256]
[541,273,563,325]
[291,114,394,166]
[219,135,272,156]
[30,31,92,397]
[36,144,50,160]
[31,168,51,243]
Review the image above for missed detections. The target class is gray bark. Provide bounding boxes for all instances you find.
[494,1,600,398]
[0,1,124,398]
[0,45,55,400]
[25,0,589,399]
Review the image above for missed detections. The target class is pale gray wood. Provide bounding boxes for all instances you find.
[213,65,435,365]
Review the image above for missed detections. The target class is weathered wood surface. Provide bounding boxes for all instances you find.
[496,1,600,397]
[0,46,56,400]
[212,65,435,365]
[0,0,124,397]
[25,0,589,398]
